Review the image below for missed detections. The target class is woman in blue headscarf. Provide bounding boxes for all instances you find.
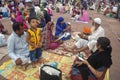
[55,17,71,41]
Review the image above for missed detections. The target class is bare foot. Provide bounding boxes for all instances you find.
[22,63,29,71]
[37,58,45,64]
[65,75,72,80]
[32,62,36,68]
[63,47,70,51]
[32,65,36,68]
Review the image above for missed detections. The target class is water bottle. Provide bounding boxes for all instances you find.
[50,62,58,68]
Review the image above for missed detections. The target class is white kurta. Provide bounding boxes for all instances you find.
[75,26,105,48]
[87,40,97,53]
[7,32,30,65]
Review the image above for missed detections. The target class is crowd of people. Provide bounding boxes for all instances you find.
[96,0,120,21]
[55,0,120,21]
[0,0,115,80]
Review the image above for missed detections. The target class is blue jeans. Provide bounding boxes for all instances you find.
[2,12,8,17]
[29,48,42,62]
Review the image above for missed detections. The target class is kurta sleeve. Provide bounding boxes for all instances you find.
[7,36,19,61]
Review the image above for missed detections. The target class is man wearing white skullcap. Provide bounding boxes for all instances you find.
[94,18,101,24]
[65,18,105,53]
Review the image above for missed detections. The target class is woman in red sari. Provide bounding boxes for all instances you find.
[45,22,62,50]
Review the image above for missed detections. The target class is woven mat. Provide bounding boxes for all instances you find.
[48,39,76,56]
[0,46,8,60]
[0,51,76,80]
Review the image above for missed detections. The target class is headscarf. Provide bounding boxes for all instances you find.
[56,17,64,25]
[55,17,67,36]
[56,17,67,29]
[15,11,24,23]
[16,11,22,17]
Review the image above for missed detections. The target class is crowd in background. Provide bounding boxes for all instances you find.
[0,0,118,80]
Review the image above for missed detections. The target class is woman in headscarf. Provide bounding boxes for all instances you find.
[78,9,90,22]
[45,22,62,50]
[55,17,71,36]
[15,11,28,31]
[55,17,71,41]
[15,11,24,23]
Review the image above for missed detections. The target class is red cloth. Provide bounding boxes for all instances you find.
[23,22,28,30]
[0,16,2,19]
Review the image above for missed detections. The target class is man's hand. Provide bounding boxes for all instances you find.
[73,50,79,54]
[15,58,22,65]
[78,33,84,38]
[64,47,72,52]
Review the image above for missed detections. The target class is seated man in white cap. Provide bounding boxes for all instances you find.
[65,18,105,53]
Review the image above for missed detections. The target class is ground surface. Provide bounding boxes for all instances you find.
[0,10,120,80]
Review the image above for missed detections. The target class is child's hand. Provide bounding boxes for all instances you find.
[37,43,42,48]
[31,43,36,48]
